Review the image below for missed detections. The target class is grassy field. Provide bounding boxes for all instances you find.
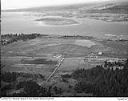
[1,36,128,80]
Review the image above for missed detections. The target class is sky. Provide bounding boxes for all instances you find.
[1,0,112,10]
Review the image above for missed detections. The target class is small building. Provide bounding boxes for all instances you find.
[98,52,103,55]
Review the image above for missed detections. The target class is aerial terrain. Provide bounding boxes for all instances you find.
[1,0,128,97]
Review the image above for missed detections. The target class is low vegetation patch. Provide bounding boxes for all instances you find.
[1,72,45,83]
[21,58,58,65]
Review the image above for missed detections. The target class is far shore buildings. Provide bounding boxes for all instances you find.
[84,52,126,62]
[84,52,126,70]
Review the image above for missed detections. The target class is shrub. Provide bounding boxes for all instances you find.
[16,80,40,96]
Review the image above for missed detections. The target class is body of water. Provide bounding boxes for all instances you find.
[1,12,128,38]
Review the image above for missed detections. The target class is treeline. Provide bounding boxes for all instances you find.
[72,59,128,96]
[1,33,41,45]
[60,35,93,40]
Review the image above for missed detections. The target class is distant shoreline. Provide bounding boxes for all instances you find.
[1,33,128,46]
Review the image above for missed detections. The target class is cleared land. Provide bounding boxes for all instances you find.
[1,35,128,79]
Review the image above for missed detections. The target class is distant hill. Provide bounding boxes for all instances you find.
[87,2,128,14]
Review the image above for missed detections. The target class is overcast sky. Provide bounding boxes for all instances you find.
[1,0,112,10]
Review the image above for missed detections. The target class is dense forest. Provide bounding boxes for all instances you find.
[72,59,128,96]
[1,59,128,97]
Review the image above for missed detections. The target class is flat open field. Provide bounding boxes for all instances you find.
[1,36,128,80]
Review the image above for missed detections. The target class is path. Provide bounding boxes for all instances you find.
[46,58,65,82]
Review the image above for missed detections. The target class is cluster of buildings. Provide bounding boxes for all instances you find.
[84,52,126,70]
